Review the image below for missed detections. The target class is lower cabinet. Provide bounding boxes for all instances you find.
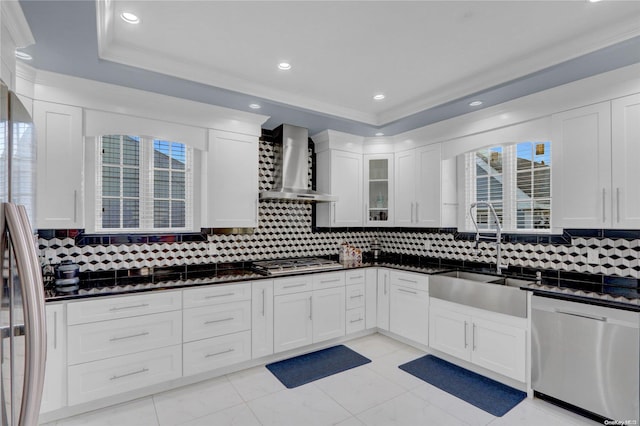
[429,298,526,382]
[273,273,346,353]
[389,284,429,346]
[67,345,182,405]
[313,286,346,342]
[41,304,66,414]
[388,271,429,346]
[376,269,391,331]
[345,270,366,334]
[184,331,251,376]
[251,280,274,358]
[273,291,313,353]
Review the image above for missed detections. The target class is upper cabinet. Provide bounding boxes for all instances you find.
[364,154,394,226]
[553,95,640,229]
[203,130,259,228]
[34,100,84,229]
[316,149,363,227]
[395,144,456,228]
[611,93,640,228]
[314,130,364,227]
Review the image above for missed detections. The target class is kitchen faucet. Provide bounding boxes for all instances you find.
[469,201,506,275]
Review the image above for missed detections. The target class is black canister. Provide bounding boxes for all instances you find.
[54,260,79,280]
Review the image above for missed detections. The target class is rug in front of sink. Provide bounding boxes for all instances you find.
[399,355,526,416]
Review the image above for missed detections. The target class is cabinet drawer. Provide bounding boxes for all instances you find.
[183,331,251,376]
[312,271,345,290]
[345,283,365,310]
[67,291,182,325]
[183,301,251,342]
[67,345,182,406]
[346,307,366,334]
[390,271,428,291]
[68,310,182,365]
[273,276,313,295]
[345,270,365,285]
[183,282,251,308]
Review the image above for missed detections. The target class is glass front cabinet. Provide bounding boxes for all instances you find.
[364,154,394,226]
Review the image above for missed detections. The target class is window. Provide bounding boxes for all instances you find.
[465,141,551,232]
[97,135,193,232]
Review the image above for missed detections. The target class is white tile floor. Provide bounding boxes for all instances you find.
[41,334,600,426]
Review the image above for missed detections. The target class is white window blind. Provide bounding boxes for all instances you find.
[465,141,551,232]
[96,135,193,232]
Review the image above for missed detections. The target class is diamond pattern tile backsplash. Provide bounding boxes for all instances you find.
[38,140,640,278]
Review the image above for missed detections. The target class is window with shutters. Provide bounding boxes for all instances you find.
[465,141,551,232]
[96,135,193,232]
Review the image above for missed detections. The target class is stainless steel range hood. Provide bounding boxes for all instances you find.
[260,124,337,202]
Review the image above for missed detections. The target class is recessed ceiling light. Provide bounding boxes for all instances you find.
[278,62,292,71]
[15,50,32,61]
[469,100,483,107]
[375,132,384,136]
[373,94,385,101]
[120,12,140,24]
[249,103,261,109]
[589,0,602,3]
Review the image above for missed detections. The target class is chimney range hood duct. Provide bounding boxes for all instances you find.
[260,124,337,202]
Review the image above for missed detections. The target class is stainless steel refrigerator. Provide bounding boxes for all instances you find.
[0,81,46,425]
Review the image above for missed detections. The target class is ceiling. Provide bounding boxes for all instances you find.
[17,1,640,136]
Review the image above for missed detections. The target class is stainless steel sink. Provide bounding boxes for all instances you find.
[430,271,530,318]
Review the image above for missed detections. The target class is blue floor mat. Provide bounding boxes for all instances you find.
[399,355,526,417]
[266,345,371,388]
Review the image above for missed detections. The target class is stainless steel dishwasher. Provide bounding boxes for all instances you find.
[532,295,639,422]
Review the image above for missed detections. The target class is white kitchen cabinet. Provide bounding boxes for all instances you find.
[365,268,378,330]
[376,269,390,331]
[183,301,251,343]
[203,129,258,228]
[395,144,454,227]
[66,291,182,325]
[40,304,66,414]
[552,102,612,228]
[64,290,184,406]
[364,154,394,226]
[68,310,182,364]
[429,298,526,382]
[554,97,640,229]
[273,273,346,353]
[67,345,182,406]
[316,149,363,227]
[251,280,274,358]
[388,271,429,345]
[273,291,313,352]
[34,100,84,229]
[312,286,346,342]
[611,93,640,228]
[184,331,251,376]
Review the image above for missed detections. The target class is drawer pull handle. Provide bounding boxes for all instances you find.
[350,318,363,323]
[205,293,235,299]
[205,317,234,325]
[320,278,341,283]
[283,283,306,289]
[109,303,150,312]
[350,294,363,299]
[349,275,363,280]
[398,288,418,295]
[110,367,149,381]
[110,331,150,342]
[398,278,418,284]
[205,348,234,358]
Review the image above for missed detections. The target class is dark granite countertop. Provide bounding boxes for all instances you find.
[45,255,640,311]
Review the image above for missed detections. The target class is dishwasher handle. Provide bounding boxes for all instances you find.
[555,309,607,322]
